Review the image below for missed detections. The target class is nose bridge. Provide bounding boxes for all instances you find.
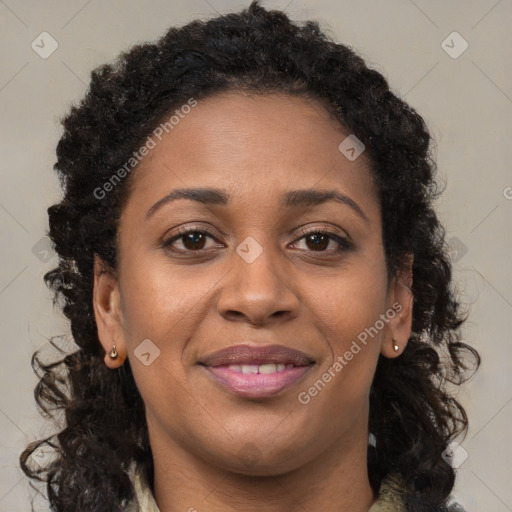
[217,232,299,323]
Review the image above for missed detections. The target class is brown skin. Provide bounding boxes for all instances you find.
[93,91,413,512]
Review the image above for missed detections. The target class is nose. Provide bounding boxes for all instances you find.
[216,239,300,325]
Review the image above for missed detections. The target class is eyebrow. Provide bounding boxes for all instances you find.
[145,187,369,224]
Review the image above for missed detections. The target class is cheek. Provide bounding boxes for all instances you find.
[300,257,387,407]
[119,257,221,342]
[307,262,388,351]
[119,267,202,425]
[118,255,230,403]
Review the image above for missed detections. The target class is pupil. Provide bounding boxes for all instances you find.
[308,234,327,251]
[184,232,205,250]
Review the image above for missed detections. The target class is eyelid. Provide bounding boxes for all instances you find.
[293,224,352,244]
[291,226,354,252]
[163,223,222,243]
[162,223,353,253]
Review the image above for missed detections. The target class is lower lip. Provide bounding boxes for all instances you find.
[202,365,313,399]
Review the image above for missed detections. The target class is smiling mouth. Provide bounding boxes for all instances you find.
[198,343,316,399]
[220,362,296,374]
[200,363,314,399]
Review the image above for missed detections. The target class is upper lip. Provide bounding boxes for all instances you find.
[199,344,315,367]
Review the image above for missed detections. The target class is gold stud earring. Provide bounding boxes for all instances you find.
[392,338,399,352]
[109,344,118,359]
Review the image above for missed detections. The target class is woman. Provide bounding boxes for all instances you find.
[20,2,479,510]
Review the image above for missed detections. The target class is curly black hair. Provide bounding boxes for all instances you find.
[20,2,480,511]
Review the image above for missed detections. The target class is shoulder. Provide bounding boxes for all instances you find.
[124,462,161,512]
[369,473,467,512]
[125,465,467,512]
[369,473,408,512]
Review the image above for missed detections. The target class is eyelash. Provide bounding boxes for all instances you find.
[162,226,353,254]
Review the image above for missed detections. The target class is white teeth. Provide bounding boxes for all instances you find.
[258,363,277,374]
[228,363,290,374]
[241,364,259,374]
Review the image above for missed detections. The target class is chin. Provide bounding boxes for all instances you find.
[204,440,312,477]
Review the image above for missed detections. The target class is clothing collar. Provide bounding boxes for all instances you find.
[130,464,407,512]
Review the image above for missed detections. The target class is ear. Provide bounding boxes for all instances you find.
[93,254,126,369]
[381,254,414,358]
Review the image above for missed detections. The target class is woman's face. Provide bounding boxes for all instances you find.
[94,91,412,475]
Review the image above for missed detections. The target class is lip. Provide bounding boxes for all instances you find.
[198,344,315,399]
[199,344,315,367]
[202,365,313,399]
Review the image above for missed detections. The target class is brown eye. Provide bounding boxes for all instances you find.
[162,227,352,255]
[293,230,352,253]
[181,232,207,250]
[304,233,329,251]
[163,228,219,252]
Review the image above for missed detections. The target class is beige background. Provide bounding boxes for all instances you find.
[1,1,511,510]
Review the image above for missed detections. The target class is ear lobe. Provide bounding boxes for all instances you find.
[381,255,414,358]
[93,255,125,367]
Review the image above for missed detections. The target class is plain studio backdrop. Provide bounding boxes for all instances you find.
[0,1,511,510]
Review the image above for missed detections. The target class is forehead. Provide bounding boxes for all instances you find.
[124,91,378,217]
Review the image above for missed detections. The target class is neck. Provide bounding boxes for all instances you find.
[148,419,376,512]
